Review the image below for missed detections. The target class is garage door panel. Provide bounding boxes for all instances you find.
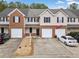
[11,29,22,38]
[55,29,65,37]
[42,29,52,38]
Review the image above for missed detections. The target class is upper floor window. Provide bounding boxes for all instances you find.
[35,18,39,22]
[0,17,3,21]
[57,17,64,23]
[0,17,8,22]
[67,17,75,23]
[27,17,39,22]
[13,16,20,23]
[6,17,9,22]
[44,17,50,23]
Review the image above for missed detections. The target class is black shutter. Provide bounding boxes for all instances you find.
[62,17,64,23]
[67,17,69,22]
[70,18,72,22]
[37,18,39,22]
[19,17,20,22]
[57,17,59,23]
[13,16,15,22]
[49,17,50,23]
[27,17,29,22]
[73,18,75,22]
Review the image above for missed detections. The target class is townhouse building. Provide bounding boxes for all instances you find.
[0,8,79,38]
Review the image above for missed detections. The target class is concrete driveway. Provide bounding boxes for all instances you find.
[59,41,79,58]
[16,38,73,58]
[0,39,21,58]
[0,38,79,58]
[32,38,72,58]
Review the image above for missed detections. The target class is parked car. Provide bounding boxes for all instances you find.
[58,36,78,46]
[0,34,4,44]
[0,33,10,44]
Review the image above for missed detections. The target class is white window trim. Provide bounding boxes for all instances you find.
[15,16,19,23]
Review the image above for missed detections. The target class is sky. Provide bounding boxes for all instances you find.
[5,0,79,9]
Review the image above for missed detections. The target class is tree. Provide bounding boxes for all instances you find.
[0,0,48,11]
[20,3,29,9]
[0,0,7,12]
[30,3,48,9]
[8,2,29,9]
[8,2,17,8]
[68,3,78,11]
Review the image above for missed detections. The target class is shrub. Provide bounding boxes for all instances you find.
[67,32,79,38]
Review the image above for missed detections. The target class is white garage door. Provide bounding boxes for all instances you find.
[42,29,52,38]
[55,29,65,38]
[11,29,22,38]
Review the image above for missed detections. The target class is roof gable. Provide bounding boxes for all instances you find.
[55,9,69,17]
[8,8,25,16]
[39,9,54,16]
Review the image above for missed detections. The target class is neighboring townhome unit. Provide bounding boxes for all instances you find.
[0,8,78,38]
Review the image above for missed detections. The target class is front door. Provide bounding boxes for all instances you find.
[36,29,39,36]
[29,27,32,33]
[1,28,4,33]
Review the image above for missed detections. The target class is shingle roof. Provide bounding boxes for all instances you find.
[49,9,77,18]
[0,8,14,17]
[0,8,78,18]
[63,9,77,18]
[27,9,45,17]
[71,10,79,18]
[49,9,59,14]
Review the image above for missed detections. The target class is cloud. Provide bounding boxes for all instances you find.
[52,5,66,9]
[56,0,64,4]
[66,0,79,4]
[57,5,66,9]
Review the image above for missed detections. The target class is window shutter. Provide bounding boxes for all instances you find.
[37,18,39,22]
[57,17,59,23]
[19,17,20,22]
[27,17,29,22]
[6,17,8,21]
[67,17,69,22]
[49,17,50,23]
[73,18,75,22]
[62,17,64,23]
[13,16,15,22]
[70,18,72,22]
